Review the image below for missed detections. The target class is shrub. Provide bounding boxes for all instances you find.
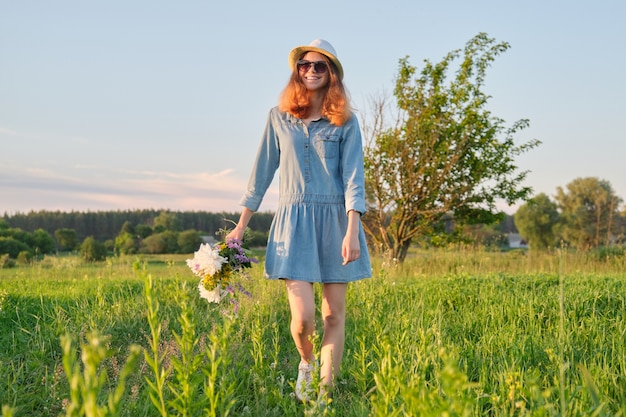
[177,229,202,253]
[591,245,625,261]
[0,254,15,268]
[80,237,107,262]
[140,231,179,254]
[115,232,138,255]
[17,251,32,265]
[0,237,31,259]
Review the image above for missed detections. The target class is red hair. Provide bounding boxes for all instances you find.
[278,57,352,126]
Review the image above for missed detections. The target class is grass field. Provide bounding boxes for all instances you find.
[0,248,625,416]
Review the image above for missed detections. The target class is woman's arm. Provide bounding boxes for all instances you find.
[225,207,255,241]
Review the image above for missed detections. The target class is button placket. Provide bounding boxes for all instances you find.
[302,123,311,182]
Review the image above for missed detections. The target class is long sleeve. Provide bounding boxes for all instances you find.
[340,114,367,215]
[239,109,280,212]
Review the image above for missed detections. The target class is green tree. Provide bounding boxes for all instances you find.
[246,229,269,247]
[514,193,559,249]
[160,231,179,253]
[80,236,107,262]
[153,211,181,232]
[362,33,539,262]
[55,228,79,251]
[140,231,179,254]
[114,220,139,254]
[0,237,31,259]
[33,228,56,254]
[141,234,164,254]
[135,224,153,238]
[114,232,138,255]
[177,230,202,254]
[1,228,33,247]
[120,221,135,235]
[555,177,622,249]
[460,223,507,248]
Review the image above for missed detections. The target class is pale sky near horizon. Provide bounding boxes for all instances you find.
[2,1,625,216]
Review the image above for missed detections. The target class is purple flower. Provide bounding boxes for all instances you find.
[234,253,248,264]
[230,298,240,315]
[226,238,243,249]
[235,283,252,298]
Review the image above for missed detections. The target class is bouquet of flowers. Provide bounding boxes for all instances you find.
[186,238,258,308]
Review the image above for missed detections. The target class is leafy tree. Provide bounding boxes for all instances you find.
[362,33,539,262]
[177,230,202,254]
[135,224,153,238]
[120,221,135,235]
[55,228,79,251]
[153,211,181,232]
[33,228,56,254]
[140,234,167,254]
[0,237,31,259]
[555,177,622,249]
[514,193,559,249]
[80,237,107,262]
[460,223,507,249]
[140,231,179,254]
[246,229,269,247]
[115,232,138,255]
[103,239,115,253]
[114,216,139,256]
[160,231,179,253]
[1,228,34,247]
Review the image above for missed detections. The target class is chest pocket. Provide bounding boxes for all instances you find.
[313,134,340,159]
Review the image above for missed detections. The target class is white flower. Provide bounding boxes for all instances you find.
[198,279,228,303]
[186,243,227,278]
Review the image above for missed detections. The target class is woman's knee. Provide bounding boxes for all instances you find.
[322,309,345,329]
[291,316,315,335]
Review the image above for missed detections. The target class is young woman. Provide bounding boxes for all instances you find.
[226,39,371,402]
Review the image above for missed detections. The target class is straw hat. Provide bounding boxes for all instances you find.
[288,39,344,80]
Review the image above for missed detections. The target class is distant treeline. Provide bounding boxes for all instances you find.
[2,209,275,242]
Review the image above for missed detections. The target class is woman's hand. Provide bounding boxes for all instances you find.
[342,210,361,265]
[225,227,245,242]
[342,230,360,265]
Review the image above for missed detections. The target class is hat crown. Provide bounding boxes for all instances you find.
[308,39,337,58]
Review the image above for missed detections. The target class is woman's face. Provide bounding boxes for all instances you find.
[298,51,330,92]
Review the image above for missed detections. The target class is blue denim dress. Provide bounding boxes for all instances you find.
[240,107,372,283]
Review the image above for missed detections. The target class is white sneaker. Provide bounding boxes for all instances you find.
[295,360,315,402]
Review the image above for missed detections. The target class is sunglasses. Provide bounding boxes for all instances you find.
[297,60,328,74]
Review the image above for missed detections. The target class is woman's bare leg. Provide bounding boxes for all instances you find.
[320,283,348,394]
[285,280,316,363]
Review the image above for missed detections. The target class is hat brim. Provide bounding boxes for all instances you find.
[288,46,344,80]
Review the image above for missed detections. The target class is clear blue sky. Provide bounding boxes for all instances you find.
[2,0,625,215]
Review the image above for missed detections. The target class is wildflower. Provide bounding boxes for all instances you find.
[186,238,257,308]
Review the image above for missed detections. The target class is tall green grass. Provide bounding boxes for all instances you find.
[0,249,624,416]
